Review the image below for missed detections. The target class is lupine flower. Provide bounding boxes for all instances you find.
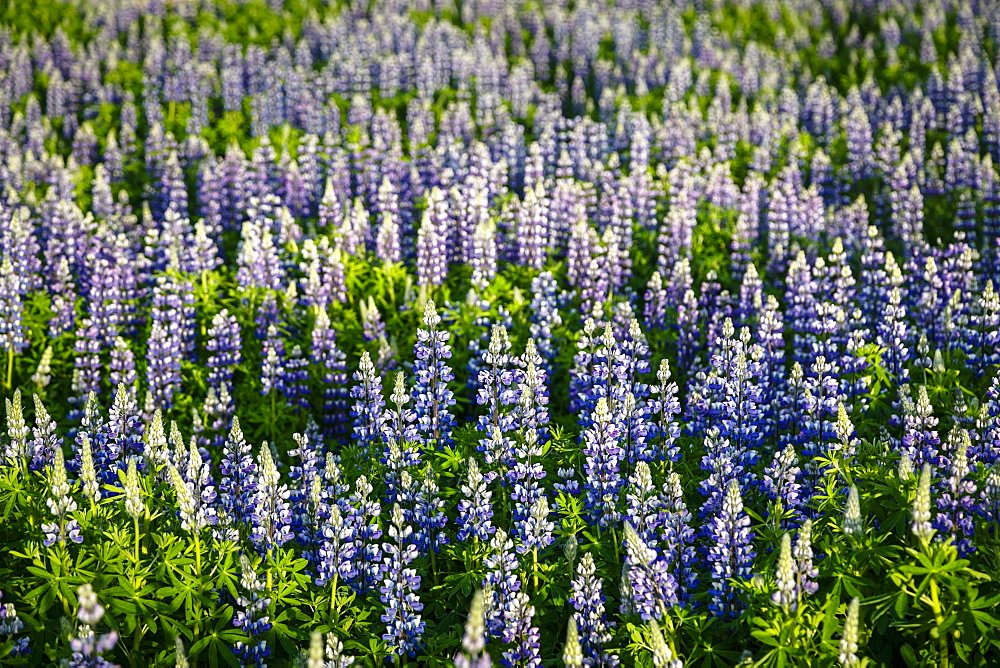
[233,555,273,667]
[122,458,143,520]
[563,618,584,668]
[321,632,355,668]
[457,458,495,543]
[312,310,351,440]
[838,597,861,667]
[648,620,682,668]
[911,463,934,543]
[706,479,755,617]
[761,443,802,525]
[79,433,101,506]
[67,584,118,668]
[501,592,541,668]
[482,528,521,639]
[217,416,257,539]
[772,533,796,613]
[623,522,677,621]
[660,472,699,603]
[454,591,491,668]
[3,389,28,468]
[349,475,383,595]
[476,324,521,470]
[43,447,83,547]
[843,485,863,537]
[583,398,625,528]
[251,442,294,552]
[934,429,977,555]
[794,520,819,601]
[648,360,682,463]
[0,590,29,657]
[350,352,386,456]
[569,552,618,666]
[411,298,457,447]
[32,344,53,391]
[381,503,425,659]
[31,392,61,472]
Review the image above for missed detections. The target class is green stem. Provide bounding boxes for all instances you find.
[193,531,203,577]
[930,579,950,668]
[133,515,141,587]
[5,345,13,391]
[532,547,539,596]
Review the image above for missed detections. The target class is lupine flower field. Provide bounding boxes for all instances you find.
[2,0,1000,665]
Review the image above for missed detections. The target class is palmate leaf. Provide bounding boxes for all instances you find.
[188,604,243,668]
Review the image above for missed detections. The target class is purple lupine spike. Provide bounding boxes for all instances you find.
[29,391,61,473]
[416,187,449,286]
[482,528,521,640]
[290,431,325,569]
[348,474,383,596]
[217,417,257,541]
[966,281,1000,374]
[350,352,387,457]
[569,551,618,666]
[643,272,668,330]
[528,271,562,370]
[108,337,137,403]
[935,428,978,555]
[379,502,425,659]
[0,256,26,357]
[706,478,755,618]
[381,372,420,504]
[622,521,677,621]
[625,461,662,544]
[501,592,541,668]
[517,182,549,270]
[206,309,241,388]
[70,318,102,419]
[458,457,495,543]
[413,300,457,449]
[412,467,448,555]
[471,218,498,291]
[48,257,77,338]
[282,345,310,411]
[237,218,285,291]
[232,555,272,667]
[476,324,521,471]
[582,397,624,529]
[250,442,293,553]
[312,310,350,441]
[317,492,359,591]
[762,443,803,526]
[659,471,698,604]
[901,385,942,469]
[260,324,285,399]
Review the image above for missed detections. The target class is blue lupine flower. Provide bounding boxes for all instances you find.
[476,324,522,470]
[457,458,495,543]
[380,503,425,659]
[582,397,625,528]
[233,555,273,667]
[350,352,387,457]
[569,552,618,666]
[250,441,293,552]
[706,479,755,617]
[622,522,677,621]
[67,584,118,668]
[412,300,457,448]
[935,429,978,556]
[659,472,699,604]
[217,417,257,541]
